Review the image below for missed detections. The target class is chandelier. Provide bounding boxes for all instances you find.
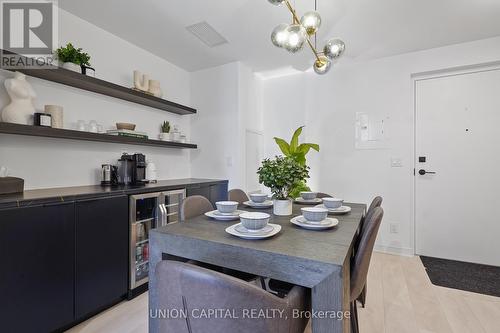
[267,0,345,75]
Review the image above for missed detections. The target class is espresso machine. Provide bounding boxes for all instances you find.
[116,153,147,186]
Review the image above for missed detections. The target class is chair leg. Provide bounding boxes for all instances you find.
[350,301,360,333]
[358,284,367,308]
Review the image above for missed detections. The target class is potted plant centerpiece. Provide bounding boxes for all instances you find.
[55,43,91,73]
[159,120,170,141]
[257,155,310,216]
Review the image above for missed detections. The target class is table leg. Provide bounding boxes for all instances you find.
[311,267,350,333]
[148,233,163,333]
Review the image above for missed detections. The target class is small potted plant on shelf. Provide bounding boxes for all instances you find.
[257,155,310,216]
[159,120,170,141]
[55,43,92,73]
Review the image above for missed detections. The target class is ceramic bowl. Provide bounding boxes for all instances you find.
[300,191,318,200]
[240,212,270,231]
[249,193,268,203]
[216,201,239,214]
[301,207,329,222]
[322,198,344,209]
[116,122,136,131]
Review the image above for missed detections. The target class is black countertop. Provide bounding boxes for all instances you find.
[0,178,228,209]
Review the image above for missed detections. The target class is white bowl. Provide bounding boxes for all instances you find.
[300,191,318,200]
[240,212,270,231]
[322,198,344,209]
[301,207,329,222]
[216,201,239,214]
[249,193,268,203]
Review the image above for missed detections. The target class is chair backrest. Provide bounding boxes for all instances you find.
[367,196,383,215]
[228,189,249,204]
[180,195,213,221]
[316,192,333,198]
[153,260,308,333]
[350,207,384,301]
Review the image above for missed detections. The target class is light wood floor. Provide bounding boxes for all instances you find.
[66,252,500,333]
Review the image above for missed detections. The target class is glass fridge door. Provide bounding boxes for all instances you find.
[160,189,186,225]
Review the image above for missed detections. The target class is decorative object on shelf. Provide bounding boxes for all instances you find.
[1,72,36,125]
[146,161,158,183]
[44,105,63,129]
[257,155,310,216]
[148,80,163,98]
[116,122,136,131]
[0,166,24,195]
[107,129,148,139]
[133,70,150,92]
[159,120,170,141]
[180,134,187,143]
[81,65,96,77]
[170,124,180,142]
[76,120,87,131]
[274,126,319,198]
[88,120,99,133]
[55,43,91,73]
[34,112,52,127]
[267,0,346,75]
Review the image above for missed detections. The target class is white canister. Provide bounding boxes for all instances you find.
[62,62,81,73]
[44,105,63,128]
[273,199,293,216]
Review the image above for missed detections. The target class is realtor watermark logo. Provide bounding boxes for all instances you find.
[1,0,58,69]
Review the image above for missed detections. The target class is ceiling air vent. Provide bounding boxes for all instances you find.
[186,21,228,48]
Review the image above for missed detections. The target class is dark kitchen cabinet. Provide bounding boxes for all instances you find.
[186,181,228,205]
[0,203,75,333]
[75,195,129,319]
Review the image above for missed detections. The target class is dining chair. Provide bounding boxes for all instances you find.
[153,260,310,333]
[228,189,249,204]
[180,195,214,221]
[268,208,384,333]
[316,192,333,198]
[357,196,383,308]
[180,195,257,282]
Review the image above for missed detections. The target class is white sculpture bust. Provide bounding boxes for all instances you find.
[1,72,36,124]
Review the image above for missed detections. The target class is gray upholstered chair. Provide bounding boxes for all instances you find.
[357,196,383,307]
[180,195,213,221]
[228,189,249,204]
[350,207,384,333]
[316,192,333,198]
[153,260,310,333]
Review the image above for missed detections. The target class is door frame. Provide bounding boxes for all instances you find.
[411,61,500,256]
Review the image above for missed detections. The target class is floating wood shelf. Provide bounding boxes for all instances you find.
[0,50,196,115]
[0,123,197,149]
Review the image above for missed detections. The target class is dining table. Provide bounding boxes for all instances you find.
[149,201,366,333]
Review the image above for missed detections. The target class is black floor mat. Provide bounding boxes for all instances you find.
[420,256,500,297]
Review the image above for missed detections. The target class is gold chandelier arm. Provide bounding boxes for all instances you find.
[284,0,321,63]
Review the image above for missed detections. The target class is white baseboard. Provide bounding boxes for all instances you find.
[374,244,414,257]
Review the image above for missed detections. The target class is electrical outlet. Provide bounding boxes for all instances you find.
[391,158,403,167]
[389,223,399,234]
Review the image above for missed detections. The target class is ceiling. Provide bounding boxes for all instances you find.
[59,0,500,73]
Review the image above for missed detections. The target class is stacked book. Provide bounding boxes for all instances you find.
[106,129,149,139]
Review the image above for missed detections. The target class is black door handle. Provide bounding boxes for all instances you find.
[419,169,436,175]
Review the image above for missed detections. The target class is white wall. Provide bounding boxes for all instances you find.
[260,36,500,255]
[0,9,193,189]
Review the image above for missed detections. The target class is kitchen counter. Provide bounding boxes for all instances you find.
[0,178,228,209]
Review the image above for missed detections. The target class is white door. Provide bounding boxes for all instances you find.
[415,68,500,266]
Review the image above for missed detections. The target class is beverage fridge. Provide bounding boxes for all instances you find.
[128,189,185,297]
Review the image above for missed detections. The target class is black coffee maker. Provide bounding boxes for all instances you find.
[117,153,147,185]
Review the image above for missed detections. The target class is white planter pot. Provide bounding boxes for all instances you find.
[273,199,293,216]
[62,62,81,73]
[159,132,170,141]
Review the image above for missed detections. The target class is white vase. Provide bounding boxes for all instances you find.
[148,79,162,98]
[273,199,293,216]
[1,72,36,124]
[62,62,81,73]
[159,132,170,141]
[44,105,63,128]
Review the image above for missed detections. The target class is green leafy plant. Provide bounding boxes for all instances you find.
[273,126,319,198]
[55,43,91,66]
[161,121,171,133]
[257,156,310,200]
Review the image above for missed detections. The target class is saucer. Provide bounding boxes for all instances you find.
[294,197,323,205]
[315,204,352,214]
[290,216,339,230]
[243,200,274,208]
[205,210,247,221]
[226,223,281,239]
